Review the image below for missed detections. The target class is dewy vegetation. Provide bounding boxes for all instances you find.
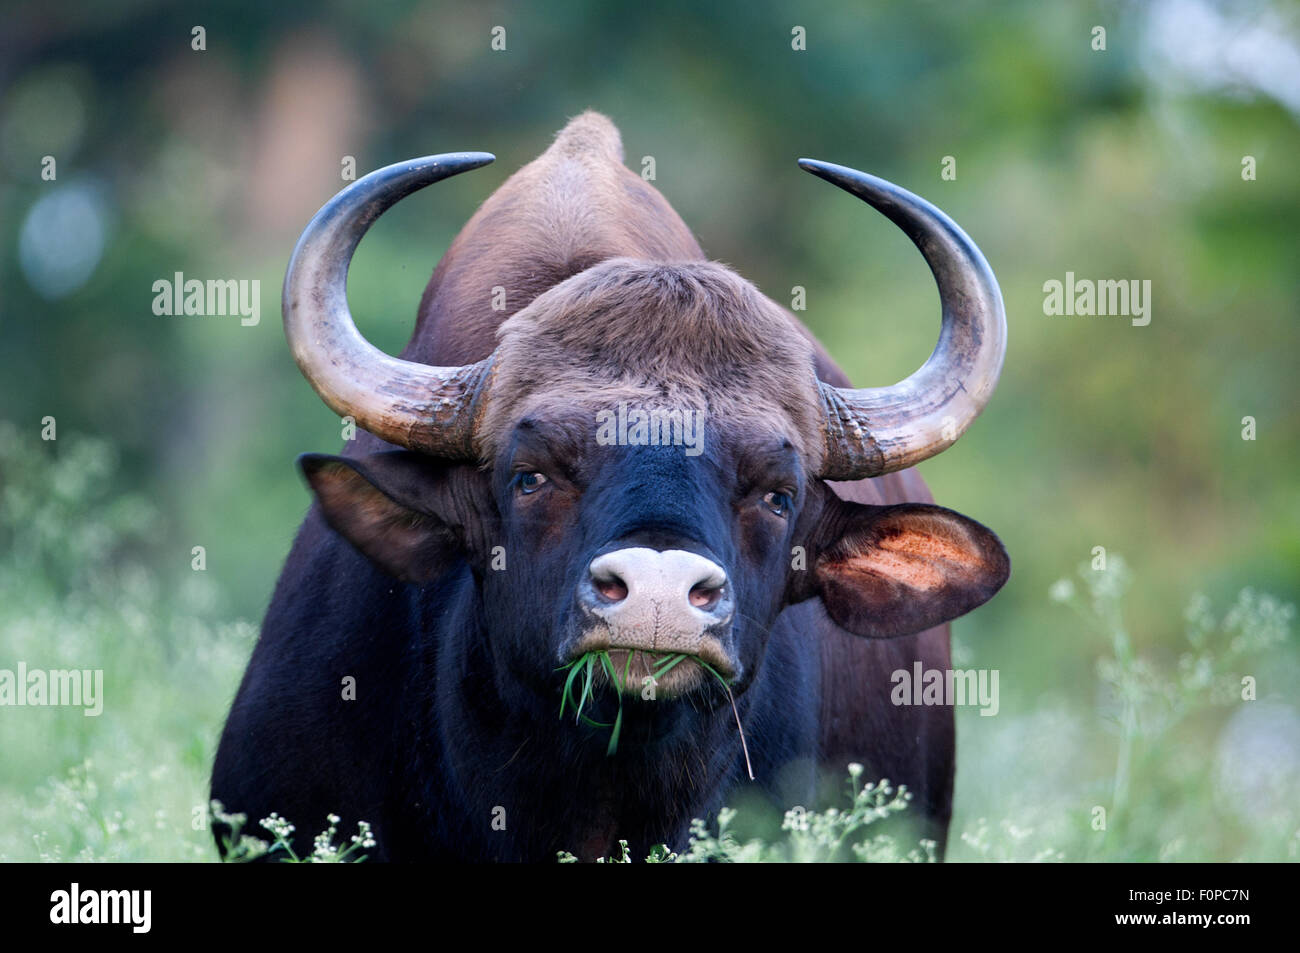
[0,428,1295,861]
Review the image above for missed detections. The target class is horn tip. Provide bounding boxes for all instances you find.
[455,152,495,168]
[798,157,849,176]
[797,158,877,195]
[798,157,886,193]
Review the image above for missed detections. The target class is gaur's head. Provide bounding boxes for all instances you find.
[286,143,1009,711]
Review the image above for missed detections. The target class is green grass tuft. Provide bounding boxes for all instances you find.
[557,649,733,755]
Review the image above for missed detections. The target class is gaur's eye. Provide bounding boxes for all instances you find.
[517,471,549,494]
[762,490,793,518]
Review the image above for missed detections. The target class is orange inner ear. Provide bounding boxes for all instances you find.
[837,549,945,590]
[834,516,983,591]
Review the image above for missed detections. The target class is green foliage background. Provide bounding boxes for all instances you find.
[0,0,1296,860]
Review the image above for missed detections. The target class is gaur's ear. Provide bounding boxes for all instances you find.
[299,451,496,583]
[789,497,1009,639]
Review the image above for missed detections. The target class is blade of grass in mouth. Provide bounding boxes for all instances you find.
[557,650,752,772]
[557,650,622,752]
[698,658,755,781]
[559,655,585,720]
[652,653,688,678]
[579,655,611,728]
[598,651,619,686]
[606,702,623,756]
[559,651,611,728]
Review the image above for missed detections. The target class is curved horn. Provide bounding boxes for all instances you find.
[798,159,1006,479]
[283,152,496,457]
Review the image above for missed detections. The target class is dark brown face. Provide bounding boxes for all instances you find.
[300,390,1010,710]
[482,406,807,697]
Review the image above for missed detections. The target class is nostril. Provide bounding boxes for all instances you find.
[689,582,724,612]
[594,575,629,603]
[589,548,728,615]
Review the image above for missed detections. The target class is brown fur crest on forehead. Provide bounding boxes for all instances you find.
[476,257,827,463]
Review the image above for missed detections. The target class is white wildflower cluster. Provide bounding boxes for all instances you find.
[310,815,342,861]
[300,814,375,861]
[595,839,633,863]
[777,771,918,862]
[554,767,933,863]
[259,812,295,841]
[228,811,375,863]
[352,820,377,849]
